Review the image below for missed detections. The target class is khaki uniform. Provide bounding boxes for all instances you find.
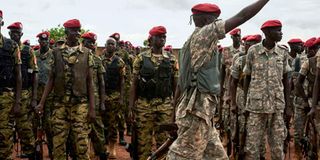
[167,20,227,160]
[243,43,291,159]
[132,49,177,159]
[49,44,94,160]
[0,33,21,159]
[89,54,106,156]
[101,53,126,144]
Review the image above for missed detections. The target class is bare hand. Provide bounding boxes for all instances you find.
[87,110,96,122]
[35,104,44,116]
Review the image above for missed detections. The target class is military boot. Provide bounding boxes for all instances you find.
[119,131,127,146]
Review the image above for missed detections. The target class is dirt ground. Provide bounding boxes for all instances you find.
[12,129,301,160]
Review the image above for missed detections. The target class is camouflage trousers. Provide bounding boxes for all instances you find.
[89,114,106,155]
[293,97,309,159]
[15,90,35,155]
[103,91,123,144]
[51,99,90,160]
[245,112,286,160]
[0,91,14,160]
[135,97,173,160]
[167,113,228,160]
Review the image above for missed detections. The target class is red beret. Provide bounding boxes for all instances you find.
[242,35,250,41]
[288,38,303,44]
[0,10,2,18]
[119,40,125,45]
[149,26,167,36]
[313,37,320,47]
[229,28,241,36]
[246,34,262,42]
[7,22,23,30]
[33,45,40,50]
[49,39,55,45]
[81,32,97,42]
[125,41,132,46]
[304,37,317,48]
[36,31,50,39]
[23,40,30,45]
[164,45,173,52]
[110,33,120,39]
[192,3,221,16]
[261,20,282,30]
[63,19,81,28]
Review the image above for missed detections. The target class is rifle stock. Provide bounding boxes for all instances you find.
[147,123,178,160]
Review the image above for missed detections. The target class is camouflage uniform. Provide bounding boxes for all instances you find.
[89,53,107,156]
[314,50,320,153]
[49,44,94,160]
[116,48,131,136]
[0,34,21,160]
[34,48,54,156]
[167,20,228,160]
[15,44,37,156]
[221,45,244,140]
[132,49,177,159]
[243,43,291,160]
[295,56,315,158]
[101,53,126,144]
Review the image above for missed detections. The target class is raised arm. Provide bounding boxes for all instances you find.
[225,0,270,33]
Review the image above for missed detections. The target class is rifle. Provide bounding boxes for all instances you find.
[34,116,45,160]
[147,123,178,160]
[233,104,240,159]
[226,101,232,157]
[283,110,292,158]
[301,117,318,159]
[126,121,139,160]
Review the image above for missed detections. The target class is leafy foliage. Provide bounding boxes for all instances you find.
[47,24,89,41]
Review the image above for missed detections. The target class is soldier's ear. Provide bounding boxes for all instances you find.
[0,21,3,26]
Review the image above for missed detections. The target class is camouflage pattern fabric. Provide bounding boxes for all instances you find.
[167,19,227,159]
[102,91,122,144]
[15,90,35,155]
[90,54,106,155]
[135,98,173,159]
[51,101,90,160]
[0,92,14,160]
[243,43,291,159]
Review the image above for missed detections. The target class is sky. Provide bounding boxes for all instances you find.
[1,0,319,48]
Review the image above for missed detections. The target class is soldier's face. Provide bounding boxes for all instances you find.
[106,40,116,53]
[232,35,241,45]
[83,39,95,50]
[66,27,80,43]
[264,27,283,42]
[151,34,166,48]
[289,43,304,53]
[38,38,49,48]
[9,29,23,42]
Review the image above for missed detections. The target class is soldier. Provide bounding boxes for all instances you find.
[36,19,95,160]
[306,37,320,156]
[229,34,264,159]
[294,37,318,159]
[128,26,177,159]
[34,31,54,159]
[22,39,30,46]
[101,37,126,159]
[166,1,270,159]
[0,10,23,160]
[110,33,130,143]
[81,32,108,159]
[55,38,65,48]
[7,21,38,159]
[242,20,292,160]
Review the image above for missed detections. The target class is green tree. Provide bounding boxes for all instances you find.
[47,24,89,41]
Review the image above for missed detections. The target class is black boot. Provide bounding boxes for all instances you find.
[119,131,127,146]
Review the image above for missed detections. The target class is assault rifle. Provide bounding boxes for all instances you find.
[34,116,45,160]
[147,123,178,160]
[301,117,318,159]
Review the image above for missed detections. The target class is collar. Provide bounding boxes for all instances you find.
[144,48,170,59]
[256,42,280,56]
[61,43,83,53]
